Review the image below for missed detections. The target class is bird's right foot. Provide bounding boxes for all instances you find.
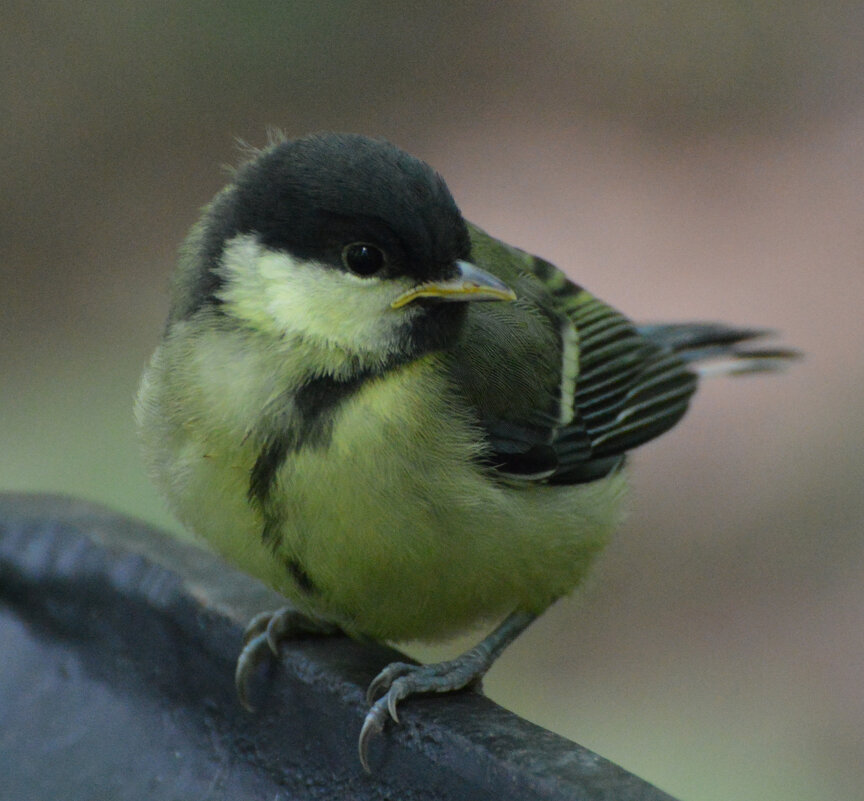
[234,607,339,711]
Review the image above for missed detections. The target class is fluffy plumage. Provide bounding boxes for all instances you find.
[135,132,795,767]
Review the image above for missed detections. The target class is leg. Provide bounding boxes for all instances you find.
[358,609,537,771]
[235,607,340,711]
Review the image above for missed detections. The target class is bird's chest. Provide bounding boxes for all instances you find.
[265,356,480,531]
[170,349,624,641]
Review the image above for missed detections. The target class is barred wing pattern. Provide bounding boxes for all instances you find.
[465,225,791,486]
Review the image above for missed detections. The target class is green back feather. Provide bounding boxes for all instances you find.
[458,223,699,483]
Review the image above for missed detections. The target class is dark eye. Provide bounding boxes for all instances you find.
[341,243,385,276]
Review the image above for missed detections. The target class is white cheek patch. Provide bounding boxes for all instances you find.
[216,234,416,358]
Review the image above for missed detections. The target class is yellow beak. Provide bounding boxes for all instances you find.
[391,260,517,309]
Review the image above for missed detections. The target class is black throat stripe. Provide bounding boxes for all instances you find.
[248,369,374,514]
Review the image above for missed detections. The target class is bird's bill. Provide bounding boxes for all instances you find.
[391,260,516,309]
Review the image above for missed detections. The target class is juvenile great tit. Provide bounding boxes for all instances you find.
[136,132,795,770]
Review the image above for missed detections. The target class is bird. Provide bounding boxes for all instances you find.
[135,131,796,771]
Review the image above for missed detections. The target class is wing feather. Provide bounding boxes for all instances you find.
[457,224,766,486]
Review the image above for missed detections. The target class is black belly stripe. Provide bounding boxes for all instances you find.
[248,370,374,507]
[248,370,377,548]
[286,558,317,594]
[259,512,282,549]
[246,304,459,547]
[249,438,293,508]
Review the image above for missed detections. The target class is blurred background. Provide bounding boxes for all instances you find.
[3,2,863,798]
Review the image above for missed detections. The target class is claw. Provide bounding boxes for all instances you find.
[365,661,412,704]
[365,674,386,705]
[241,610,273,646]
[386,686,402,723]
[354,611,539,771]
[358,697,388,772]
[265,615,285,656]
[235,631,270,712]
[358,677,414,770]
[233,607,339,713]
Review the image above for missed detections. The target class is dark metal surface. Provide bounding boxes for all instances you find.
[0,493,678,800]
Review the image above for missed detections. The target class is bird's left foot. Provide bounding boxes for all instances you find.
[358,654,485,770]
[235,607,339,711]
[358,610,537,771]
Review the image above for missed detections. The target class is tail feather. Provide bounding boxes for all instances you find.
[637,323,800,377]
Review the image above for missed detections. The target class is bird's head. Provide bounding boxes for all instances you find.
[173,133,514,370]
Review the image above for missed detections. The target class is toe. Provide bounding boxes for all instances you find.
[235,631,270,711]
[366,661,413,704]
[241,610,274,646]
[235,607,340,712]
